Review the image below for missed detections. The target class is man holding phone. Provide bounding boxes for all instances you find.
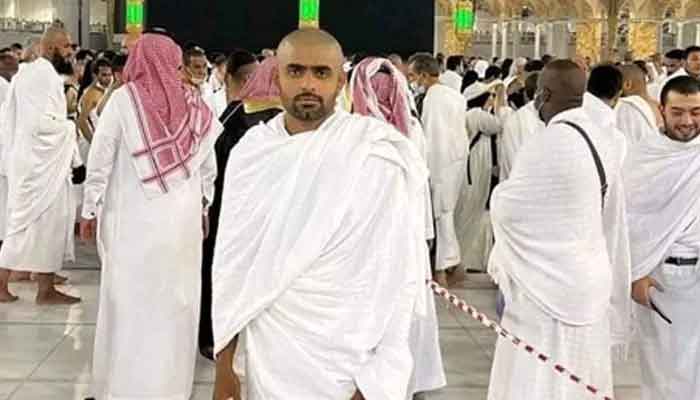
[626,75,700,400]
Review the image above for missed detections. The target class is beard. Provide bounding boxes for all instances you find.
[50,50,72,73]
[287,93,329,122]
[664,117,700,142]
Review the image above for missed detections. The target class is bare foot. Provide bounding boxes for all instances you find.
[36,288,81,305]
[29,273,68,285]
[8,271,31,282]
[434,271,448,287]
[447,267,466,288]
[0,289,18,303]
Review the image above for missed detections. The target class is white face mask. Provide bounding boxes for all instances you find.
[410,81,426,95]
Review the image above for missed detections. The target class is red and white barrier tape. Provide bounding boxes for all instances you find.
[427,280,614,400]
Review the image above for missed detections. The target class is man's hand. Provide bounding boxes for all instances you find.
[213,366,242,400]
[632,276,664,308]
[351,390,365,400]
[202,214,210,239]
[79,218,97,242]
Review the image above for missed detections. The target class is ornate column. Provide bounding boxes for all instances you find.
[452,0,474,55]
[576,19,603,63]
[500,21,508,59]
[677,22,685,48]
[696,23,700,45]
[629,20,659,59]
[53,0,90,46]
[546,22,555,55]
[492,22,499,58]
[552,22,569,58]
[512,21,522,58]
[534,23,541,58]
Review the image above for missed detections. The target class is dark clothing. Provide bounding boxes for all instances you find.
[198,101,282,357]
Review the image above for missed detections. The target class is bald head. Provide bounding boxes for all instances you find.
[536,60,587,123]
[620,64,648,97]
[277,29,344,67]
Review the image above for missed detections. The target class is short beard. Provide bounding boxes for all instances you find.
[288,94,329,122]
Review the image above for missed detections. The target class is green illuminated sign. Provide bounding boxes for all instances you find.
[454,8,474,32]
[299,0,320,22]
[126,1,144,26]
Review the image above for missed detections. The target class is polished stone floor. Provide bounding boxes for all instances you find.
[0,243,642,399]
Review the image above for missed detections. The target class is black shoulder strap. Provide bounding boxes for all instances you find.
[466,131,484,185]
[556,121,608,211]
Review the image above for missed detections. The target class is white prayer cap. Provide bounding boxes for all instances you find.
[463,81,489,102]
[474,60,489,79]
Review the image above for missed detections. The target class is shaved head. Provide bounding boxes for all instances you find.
[620,64,648,97]
[40,25,70,56]
[275,29,346,134]
[277,29,344,68]
[535,59,586,123]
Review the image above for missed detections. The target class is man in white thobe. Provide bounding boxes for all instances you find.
[212,29,427,400]
[0,26,82,305]
[616,64,662,144]
[487,60,631,400]
[456,81,509,274]
[650,49,689,101]
[79,33,222,400]
[627,76,700,400]
[407,53,468,286]
[499,73,543,181]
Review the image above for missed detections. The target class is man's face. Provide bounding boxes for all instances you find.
[661,91,700,142]
[685,51,700,78]
[49,34,74,73]
[664,57,682,75]
[276,45,345,122]
[12,48,22,60]
[406,63,429,92]
[96,66,113,87]
[187,55,208,85]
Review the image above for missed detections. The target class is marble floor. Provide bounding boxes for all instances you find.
[0,243,642,400]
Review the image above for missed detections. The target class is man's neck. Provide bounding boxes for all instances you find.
[283,112,333,135]
[424,77,440,90]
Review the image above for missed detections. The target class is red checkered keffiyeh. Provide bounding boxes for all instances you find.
[123,33,214,194]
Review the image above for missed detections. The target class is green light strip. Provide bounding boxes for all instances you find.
[299,0,319,22]
[454,8,474,32]
[126,1,144,26]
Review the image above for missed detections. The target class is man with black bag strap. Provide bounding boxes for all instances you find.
[486,60,631,400]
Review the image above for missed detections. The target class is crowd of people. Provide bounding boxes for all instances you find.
[0,20,699,400]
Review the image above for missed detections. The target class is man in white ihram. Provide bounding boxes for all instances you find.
[212,29,428,400]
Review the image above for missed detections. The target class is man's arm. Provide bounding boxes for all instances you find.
[213,336,242,400]
[77,89,98,143]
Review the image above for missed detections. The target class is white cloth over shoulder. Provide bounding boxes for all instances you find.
[439,70,463,93]
[499,101,544,180]
[616,96,660,144]
[212,111,429,400]
[421,84,468,271]
[0,58,81,272]
[84,87,220,400]
[488,107,629,327]
[0,76,11,239]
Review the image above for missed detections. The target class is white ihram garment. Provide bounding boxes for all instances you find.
[615,95,660,144]
[625,132,700,400]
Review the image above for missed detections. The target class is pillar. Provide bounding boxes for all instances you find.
[534,24,541,59]
[576,19,603,63]
[696,23,700,46]
[552,22,569,59]
[629,21,659,59]
[491,23,498,59]
[546,22,554,55]
[53,0,90,46]
[512,21,522,58]
[677,22,685,48]
[500,21,508,59]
